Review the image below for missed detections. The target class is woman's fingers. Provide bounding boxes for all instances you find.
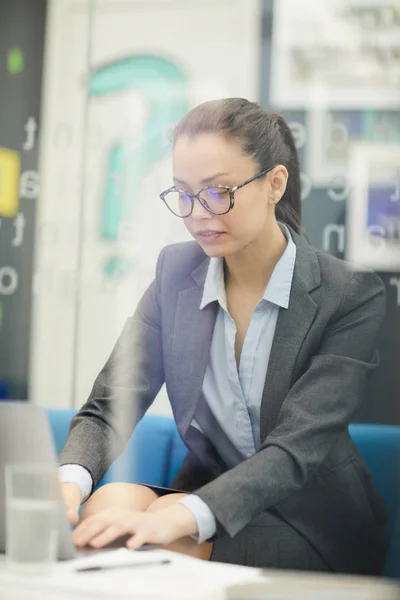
[126,533,146,551]
[73,510,117,547]
[90,523,127,548]
[73,518,108,547]
[72,507,186,550]
[73,509,140,548]
[60,483,81,526]
[67,508,79,527]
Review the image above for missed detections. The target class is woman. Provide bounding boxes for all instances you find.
[59,98,387,574]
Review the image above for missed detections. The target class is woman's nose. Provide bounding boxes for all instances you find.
[191,197,212,220]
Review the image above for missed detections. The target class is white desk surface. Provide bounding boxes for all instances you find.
[0,549,262,600]
[1,550,399,600]
[227,570,400,600]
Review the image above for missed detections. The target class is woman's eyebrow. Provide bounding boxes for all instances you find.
[201,172,231,184]
[173,172,230,186]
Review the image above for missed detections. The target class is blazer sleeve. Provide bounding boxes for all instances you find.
[59,249,166,489]
[194,270,386,538]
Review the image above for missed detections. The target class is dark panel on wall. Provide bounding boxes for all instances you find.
[0,0,47,398]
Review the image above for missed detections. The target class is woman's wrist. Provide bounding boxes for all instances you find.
[166,503,199,538]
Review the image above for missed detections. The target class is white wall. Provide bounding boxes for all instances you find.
[31,0,261,414]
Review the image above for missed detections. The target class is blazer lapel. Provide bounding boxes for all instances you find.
[170,258,218,438]
[169,231,322,453]
[260,232,321,440]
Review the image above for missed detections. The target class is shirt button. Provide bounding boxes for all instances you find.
[246,453,252,458]
[240,404,245,411]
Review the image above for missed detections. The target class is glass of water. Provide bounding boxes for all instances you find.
[5,463,59,574]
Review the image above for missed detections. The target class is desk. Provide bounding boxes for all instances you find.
[0,550,262,599]
[1,551,399,600]
[228,570,400,600]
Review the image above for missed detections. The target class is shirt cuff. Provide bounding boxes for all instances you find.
[58,464,93,504]
[178,494,217,544]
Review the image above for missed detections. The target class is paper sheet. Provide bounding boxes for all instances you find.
[0,549,262,599]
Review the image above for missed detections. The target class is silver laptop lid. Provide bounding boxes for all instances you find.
[0,401,76,559]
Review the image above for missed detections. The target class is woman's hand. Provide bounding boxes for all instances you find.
[72,504,199,550]
[60,482,81,526]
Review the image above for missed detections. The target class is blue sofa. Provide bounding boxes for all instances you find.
[47,410,187,489]
[48,409,400,577]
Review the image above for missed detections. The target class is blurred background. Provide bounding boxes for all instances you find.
[0,0,399,423]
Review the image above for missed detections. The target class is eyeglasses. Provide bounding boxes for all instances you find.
[160,167,274,218]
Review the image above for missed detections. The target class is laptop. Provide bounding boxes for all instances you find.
[0,401,84,560]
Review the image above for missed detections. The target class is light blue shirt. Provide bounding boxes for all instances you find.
[179,224,297,542]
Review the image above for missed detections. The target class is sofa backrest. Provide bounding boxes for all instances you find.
[46,409,182,488]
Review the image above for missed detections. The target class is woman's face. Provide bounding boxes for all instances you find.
[172,132,287,258]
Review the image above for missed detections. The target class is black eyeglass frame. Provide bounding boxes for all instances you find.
[160,166,274,218]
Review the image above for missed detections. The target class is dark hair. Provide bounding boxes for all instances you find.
[173,98,302,234]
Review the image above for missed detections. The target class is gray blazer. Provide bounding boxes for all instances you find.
[60,227,387,575]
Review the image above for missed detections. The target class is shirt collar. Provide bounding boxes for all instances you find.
[200,223,297,311]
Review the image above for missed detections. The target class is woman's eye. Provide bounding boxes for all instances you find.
[211,187,228,195]
[178,192,191,201]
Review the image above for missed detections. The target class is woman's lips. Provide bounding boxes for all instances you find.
[196,231,224,243]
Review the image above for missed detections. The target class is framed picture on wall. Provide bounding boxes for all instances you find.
[270,0,400,109]
[306,108,400,187]
[346,142,400,271]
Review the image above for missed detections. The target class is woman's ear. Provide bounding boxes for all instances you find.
[269,165,288,205]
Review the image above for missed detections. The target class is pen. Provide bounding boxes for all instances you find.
[76,559,171,573]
